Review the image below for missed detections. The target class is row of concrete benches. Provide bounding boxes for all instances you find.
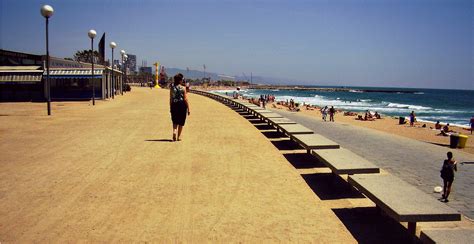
[191,89,470,243]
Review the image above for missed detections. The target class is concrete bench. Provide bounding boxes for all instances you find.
[276,123,314,136]
[290,134,340,153]
[260,112,284,119]
[348,174,461,236]
[420,229,474,244]
[267,117,297,126]
[311,148,380,174]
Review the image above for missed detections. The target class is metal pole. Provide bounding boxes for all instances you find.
[91,38,95,105]
[46,17,51,115]
[121,55,124,95]
[111,49,114,99]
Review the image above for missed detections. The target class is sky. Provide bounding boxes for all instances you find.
[0,0,472,89]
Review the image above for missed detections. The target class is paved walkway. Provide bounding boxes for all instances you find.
[0,88,354,242]
[272,109,474,220]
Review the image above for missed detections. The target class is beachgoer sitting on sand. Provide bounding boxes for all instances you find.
[374,111,381,119]
[357,115,363,120]
[363,112,375,121]
[435,121,442,130]
[439,123,454,136]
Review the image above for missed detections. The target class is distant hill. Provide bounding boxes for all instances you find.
[163,67,293,85]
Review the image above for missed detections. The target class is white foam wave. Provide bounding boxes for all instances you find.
[387,103,431,110]
[349,89,363,93]
[416,118,470,128]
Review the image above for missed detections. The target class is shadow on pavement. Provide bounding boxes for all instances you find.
[271,139,304,150]
[249,119,266,124]
[242,115,259,120]
[332,207,416,244]
[301,173,365,200]
[283,153,326,169]
[424,141,450,148]
[261,131,286,138]
[145,139,173,142]
[255,124,274,130]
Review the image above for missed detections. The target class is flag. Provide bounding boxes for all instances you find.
[98,32,105,64]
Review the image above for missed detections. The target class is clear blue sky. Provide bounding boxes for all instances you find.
[1,0,472,89]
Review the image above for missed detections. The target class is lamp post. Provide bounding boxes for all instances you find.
[124,54,128,92]
[109,42,117,99]
[41,5,54,115]
[88,29,97,105]
[120,50,125,95]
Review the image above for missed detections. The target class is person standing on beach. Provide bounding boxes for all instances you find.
[321,106,328,121]
[409,111,416,126]
[440,151,457,202]
[470,116,474,134]
[329,106,335,122]
[170,73,190,141]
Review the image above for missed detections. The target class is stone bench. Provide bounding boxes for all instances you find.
[260,112,284,119]
[311,148,380,174]
[290,134,340,153]
[348,174,461,236]
[267,117,297,126]
[276,123,314,136]
[420,229,474,244]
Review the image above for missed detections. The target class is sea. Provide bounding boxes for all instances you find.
[214,86,474,127]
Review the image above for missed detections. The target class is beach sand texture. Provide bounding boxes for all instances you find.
[271,104,474,155]
[0,88,356,242]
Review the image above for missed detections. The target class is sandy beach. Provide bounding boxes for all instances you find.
[272,103,474,155]
[202,86,473,155]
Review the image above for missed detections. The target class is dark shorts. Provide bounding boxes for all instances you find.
[171,101,187,126]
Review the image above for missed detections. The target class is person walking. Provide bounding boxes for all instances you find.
[409,111,416,126]
[440,151,457,202]
[170,73,190,141]
[321,106,328,121]
[329,106,336,122]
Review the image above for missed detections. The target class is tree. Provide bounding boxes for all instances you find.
[73,49,101,63]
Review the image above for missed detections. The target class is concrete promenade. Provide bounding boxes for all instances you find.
[273,109,474,220]
[0,88,356,242]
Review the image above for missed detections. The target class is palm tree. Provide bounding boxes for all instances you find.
[73,49,101,63]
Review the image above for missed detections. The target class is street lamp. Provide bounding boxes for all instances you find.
[123,54,128,93]
[88,29,97,105]
[40,4,54,115]
[120,50,125,95]
[109,41,117,99]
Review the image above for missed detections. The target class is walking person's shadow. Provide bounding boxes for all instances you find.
[145,139,173,142]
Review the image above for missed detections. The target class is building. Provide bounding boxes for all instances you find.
[139,66,152,75]
[125,54,136,74]
[0,49,123,101]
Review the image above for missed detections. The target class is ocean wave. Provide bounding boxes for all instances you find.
[416,118,470,128]
[414,92,425,95]
[275,95,370,108]
[387,102,431,110]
